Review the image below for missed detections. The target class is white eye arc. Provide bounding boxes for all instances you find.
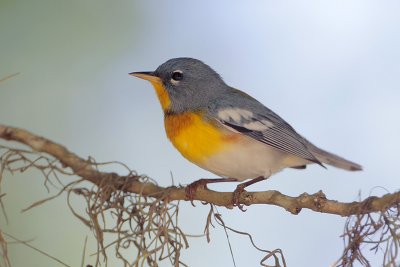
[171,70,183,84]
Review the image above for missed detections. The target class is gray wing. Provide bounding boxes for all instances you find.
[208,89,323,166]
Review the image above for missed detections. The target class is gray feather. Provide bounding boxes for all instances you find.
[208,89,324,166]
[145,57,362,172]
[208,88,362,171]
[307,143,363,171]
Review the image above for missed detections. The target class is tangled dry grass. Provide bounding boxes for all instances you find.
[0,145,287,267]
[0,126,399,266]
[337,203,400,266]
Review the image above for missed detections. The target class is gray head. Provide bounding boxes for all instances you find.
[130,58,228,113]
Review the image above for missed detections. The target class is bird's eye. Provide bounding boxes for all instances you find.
[171,70,183,81]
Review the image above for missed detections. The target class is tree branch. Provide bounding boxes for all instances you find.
[0,124,399,216]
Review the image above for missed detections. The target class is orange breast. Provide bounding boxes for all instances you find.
[164,112,239,164]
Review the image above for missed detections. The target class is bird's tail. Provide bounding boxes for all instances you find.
[308,144,362,171]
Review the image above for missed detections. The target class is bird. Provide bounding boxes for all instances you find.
[130,57,362,207]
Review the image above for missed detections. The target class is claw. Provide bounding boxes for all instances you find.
[231,176,266,211]
[185,179,208,206]
[184,178,238,205]
[232,184,247,211]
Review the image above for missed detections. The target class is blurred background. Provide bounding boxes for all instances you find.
[1,0,399,266]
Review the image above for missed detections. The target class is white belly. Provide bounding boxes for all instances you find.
[199,136,308,181]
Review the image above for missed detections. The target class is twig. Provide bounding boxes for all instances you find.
[0,124,399,216]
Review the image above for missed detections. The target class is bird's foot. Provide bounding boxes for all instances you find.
[185,178,238,206]
[185,179,209,206]
[231,176,266,211]
[232,184,247,211]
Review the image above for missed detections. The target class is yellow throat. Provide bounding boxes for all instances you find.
[132,72,238,164]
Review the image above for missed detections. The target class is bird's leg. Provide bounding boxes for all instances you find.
[232,176,266,211]
[185,178,237,202]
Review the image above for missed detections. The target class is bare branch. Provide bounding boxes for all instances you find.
[0,124,399,216]
[1,124,399,266]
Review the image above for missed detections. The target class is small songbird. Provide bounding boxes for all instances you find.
[130,58,361,206]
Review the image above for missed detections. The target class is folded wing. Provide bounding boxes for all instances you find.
[214,106,324,166]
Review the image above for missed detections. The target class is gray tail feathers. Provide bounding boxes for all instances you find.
[308,145,362,171]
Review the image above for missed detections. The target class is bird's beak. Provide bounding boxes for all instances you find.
[129,71,161,83]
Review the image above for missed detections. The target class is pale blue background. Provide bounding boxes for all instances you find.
[1,1,399,266]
